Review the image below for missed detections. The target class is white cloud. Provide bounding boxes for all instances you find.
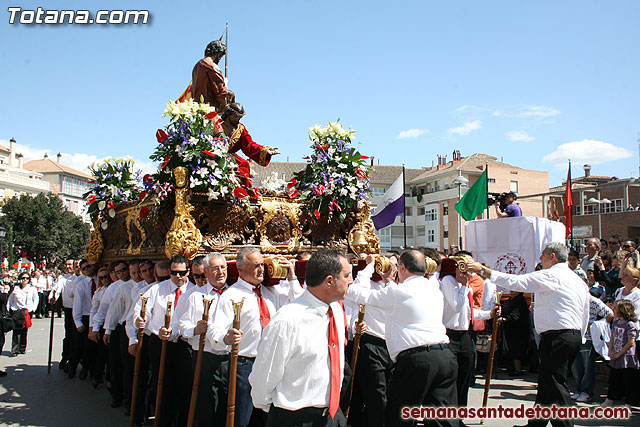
[447,120,482,136]
[506,130,534,142]
[494,105,561,118]
[395,128,429,139]
[0,139,156,176]
[542,139,633,166]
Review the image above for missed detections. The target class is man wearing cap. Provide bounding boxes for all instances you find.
[495,192,522,218]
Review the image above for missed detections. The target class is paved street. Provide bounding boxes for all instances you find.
[0,316,637,426]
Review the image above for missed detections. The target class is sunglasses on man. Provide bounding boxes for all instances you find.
[115,267,128,275]
[193,273,206,279]
[170,270,189,277]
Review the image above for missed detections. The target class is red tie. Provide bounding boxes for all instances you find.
[252,286,271,329]
[174,288,182,308]
[213,287,224,295]
[90,279,96,297]
[327,307,340,418]
[467,287,474,327]
[337,300,348,346]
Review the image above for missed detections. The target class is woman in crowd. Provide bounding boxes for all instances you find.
[594,249,621,299]
[500,291,530,376]
[7,273,39,356]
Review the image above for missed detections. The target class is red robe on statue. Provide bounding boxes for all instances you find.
[226,123,273,187]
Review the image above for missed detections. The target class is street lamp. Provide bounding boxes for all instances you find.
[586,196,611,239]
[453,173,469,249]
[0,226,5,271]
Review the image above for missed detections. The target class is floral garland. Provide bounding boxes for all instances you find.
[148,99,249,203]
[289,121,371,222]
[84,157,143,229]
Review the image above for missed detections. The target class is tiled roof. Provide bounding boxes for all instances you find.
[24,158,91,179]
[0,144,10,154]
[411,153,527,182]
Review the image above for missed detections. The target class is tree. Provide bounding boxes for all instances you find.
[1,193,90,267]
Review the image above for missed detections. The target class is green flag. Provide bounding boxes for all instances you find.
[455,169,488,221]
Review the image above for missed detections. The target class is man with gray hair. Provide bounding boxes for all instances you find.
[580,238,600,273]
[209,247,275,427]
[466,242,589,427]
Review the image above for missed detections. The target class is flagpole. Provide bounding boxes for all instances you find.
[568,160,574,249]
[485,163,489,219]
[225,21,229,79]
[402,164,407,248]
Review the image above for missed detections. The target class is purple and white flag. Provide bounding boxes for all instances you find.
[372,174,404,230]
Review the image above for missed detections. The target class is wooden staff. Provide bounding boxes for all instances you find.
[129,294,149,427]
[226,298,245,427]
[345,304,366,420]
[47,296,56,374]
[154,298,173,427]
[481,292,503,424]
[187,296,214,427]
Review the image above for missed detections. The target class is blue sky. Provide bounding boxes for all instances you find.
[2,1,639,187]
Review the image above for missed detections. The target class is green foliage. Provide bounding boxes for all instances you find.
[1,193,90,267]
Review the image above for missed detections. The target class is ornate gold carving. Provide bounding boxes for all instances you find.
[200,204,251,251]
[125,206,147,256]
[165,167,203,259]
[264,257,289,279]
[85,220,105,264]
[348,201,380,255]
[227,123,245,153]
[256,198,302,254]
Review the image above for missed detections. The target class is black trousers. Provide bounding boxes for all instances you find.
[446,329,474,407]
[120,322,135,407]
[192,352,228,427]
[350,334,392,427]
[11,326,27,353]
[109,324,125,402]
[267,405,346,427]
[70,315,93,369]
[148,334,193,427]
[132,333,151,423]
[62,307,74,362]
[526,329,581,427]
[385,345,458,427]
[92,328,108,382]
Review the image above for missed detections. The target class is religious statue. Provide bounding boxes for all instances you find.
[220,103,279,186]
[191,40,235,112]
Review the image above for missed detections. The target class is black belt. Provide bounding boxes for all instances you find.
[540,329,580,337]
[282,406,329,417]
[446,328,471,337]
[397,344,448,361]
[237,355,255,363]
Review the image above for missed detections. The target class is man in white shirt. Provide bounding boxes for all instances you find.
[209,247,276,427]
[580,238,600,273]
[440,257,499,418]
[69,260,97,380]
[346,253,397,427]
[467,242,589,427]
[60,259,77,371]
[7,272,39,355]
[133,255,194,427]
[31,270,47,318]
[250,248,350,426]
[347,249,457,427]
[179,252,228,427]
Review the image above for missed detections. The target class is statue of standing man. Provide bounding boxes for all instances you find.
[191,40,235,112]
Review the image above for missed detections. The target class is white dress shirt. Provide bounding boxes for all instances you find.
[261,278,305,311]
[208,278,277,357]
[346,263,394,340]
[91,279,123,330]
[440,275,493,331]
[73,275,97,328]
[129,279,192,345]
[104,279,140,333]
[62,273,77,308]
[249,290,346,412]
[346,274,449,362]
[489,262,589,336]
[482,279,497,311]
[7,285,39,312]
[49,276,66,302]
[125,281,157,340]
[177,283,226,352]
[31,277,46,293]
[89,286,107,330]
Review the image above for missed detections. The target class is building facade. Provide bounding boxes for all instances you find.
[0,138,51,200]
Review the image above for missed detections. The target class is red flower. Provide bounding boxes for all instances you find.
[234,187,249,199]
[161,156,171,169]
[288,187,299,199]
[87,195,96,204]
[205,111,219,121]
[139,191,147,201]
[143,174,153,184]
[314,209,320,219]
[139,206,150,218]
[315,143,329,150]
[87,179,95,184]
[202,150,216,158]
[287,178,297,188]
[315,184,326,195]
[298,170,306,175]
[253,188,261,199]
[156,129,168,143]
[107,201,117,210]
[356,169,367,179]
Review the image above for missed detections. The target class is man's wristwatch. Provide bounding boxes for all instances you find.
[480,266,487,278]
